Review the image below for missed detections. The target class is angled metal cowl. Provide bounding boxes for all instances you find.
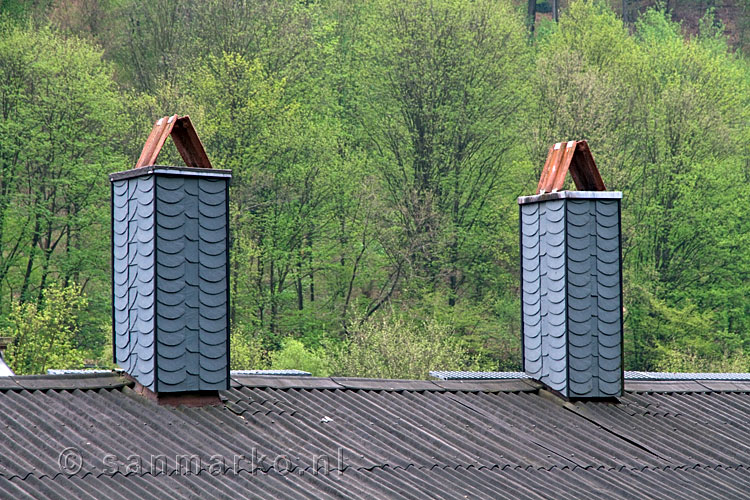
[135,114,213,170]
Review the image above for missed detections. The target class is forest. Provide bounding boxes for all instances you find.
[0,0,749,376]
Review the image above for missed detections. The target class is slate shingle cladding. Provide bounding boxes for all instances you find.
[111,166,231,392]
[519,191,623,398]
[113,175,156,389]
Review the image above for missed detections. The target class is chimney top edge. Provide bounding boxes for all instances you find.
[518,190,622,205]
[109,165,232,182]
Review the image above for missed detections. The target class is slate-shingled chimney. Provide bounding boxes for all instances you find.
[519,141,623,399]
[111,115,231,402]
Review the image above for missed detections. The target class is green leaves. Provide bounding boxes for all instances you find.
[357,0,530,304]
[3,283,87,375]
[327,311,489,379]
[2,0,750,374]
[536,1,750,369]
[0,22,127,368]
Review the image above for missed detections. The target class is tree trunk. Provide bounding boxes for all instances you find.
[307,233,314,303]
[296,257,304,311]
[37,248,53,306]
[257,253,264,326]
[230,230,238,326]
[527,0,537,33]
[269,258,277,333]
[19,213,41,304]
[63,227,71,288]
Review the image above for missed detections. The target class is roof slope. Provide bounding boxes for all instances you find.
[2,373,750,499]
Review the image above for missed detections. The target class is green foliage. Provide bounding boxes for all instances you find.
[653,347,750,373]
[2,0,750,376]
[0,20,126,365]
[327,312,490,379]
[3,284,86,374]
[270,339,330,376]
[358,0,530,296]
[230,325,270,371]
[536,1,750,371]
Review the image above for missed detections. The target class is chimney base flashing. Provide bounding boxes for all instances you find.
[536,385,621,405]
[128,375,222,407]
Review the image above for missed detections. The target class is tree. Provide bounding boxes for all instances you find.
[0,21,127,366]
[179,49,339,340]
[358,0,530,310]
[3,283,87,374]
[327,311,488,379]
[0,21,125,322]
[2,0,750,373]
[534,2,750,369]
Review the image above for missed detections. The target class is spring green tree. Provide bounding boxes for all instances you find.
[0,21,127,364]
[534,2,750,369]
[3,283,87,374]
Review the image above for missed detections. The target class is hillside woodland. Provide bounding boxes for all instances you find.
[0,0,749,376]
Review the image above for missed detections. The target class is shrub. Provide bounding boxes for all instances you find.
[3,284,87,375]
[652,347,750,373]
[327,312,488,379]
[270,339,330,376]
[230,325,270,370]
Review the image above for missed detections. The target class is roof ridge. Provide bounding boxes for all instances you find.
[0,373,131,392]
[4,372,750,393]
[230,376,540,393]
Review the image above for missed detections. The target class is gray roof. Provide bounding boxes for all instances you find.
[46,369,113,376]
[230,369,311,376]
[430,370,531,380]
[625,371,750,380]
[2,372,750,498]
[431,370,750,381]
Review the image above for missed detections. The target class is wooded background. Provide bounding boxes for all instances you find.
[1,0,749,376]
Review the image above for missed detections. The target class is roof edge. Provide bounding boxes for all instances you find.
[0,372,131,391]
[231,375,540,393]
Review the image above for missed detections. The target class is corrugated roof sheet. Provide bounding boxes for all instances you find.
[2,373,750,498]
[4,465,750,500]
[46,370,113,376]
[627,371,750,381]
[231,370,311,377]
[433,370,750,381]
[430,371,531,380]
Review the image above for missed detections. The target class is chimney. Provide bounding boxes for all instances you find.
[111,115,231,404]
[0,337,9,354]
[519,141,623,399]
[0,337,13,376]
